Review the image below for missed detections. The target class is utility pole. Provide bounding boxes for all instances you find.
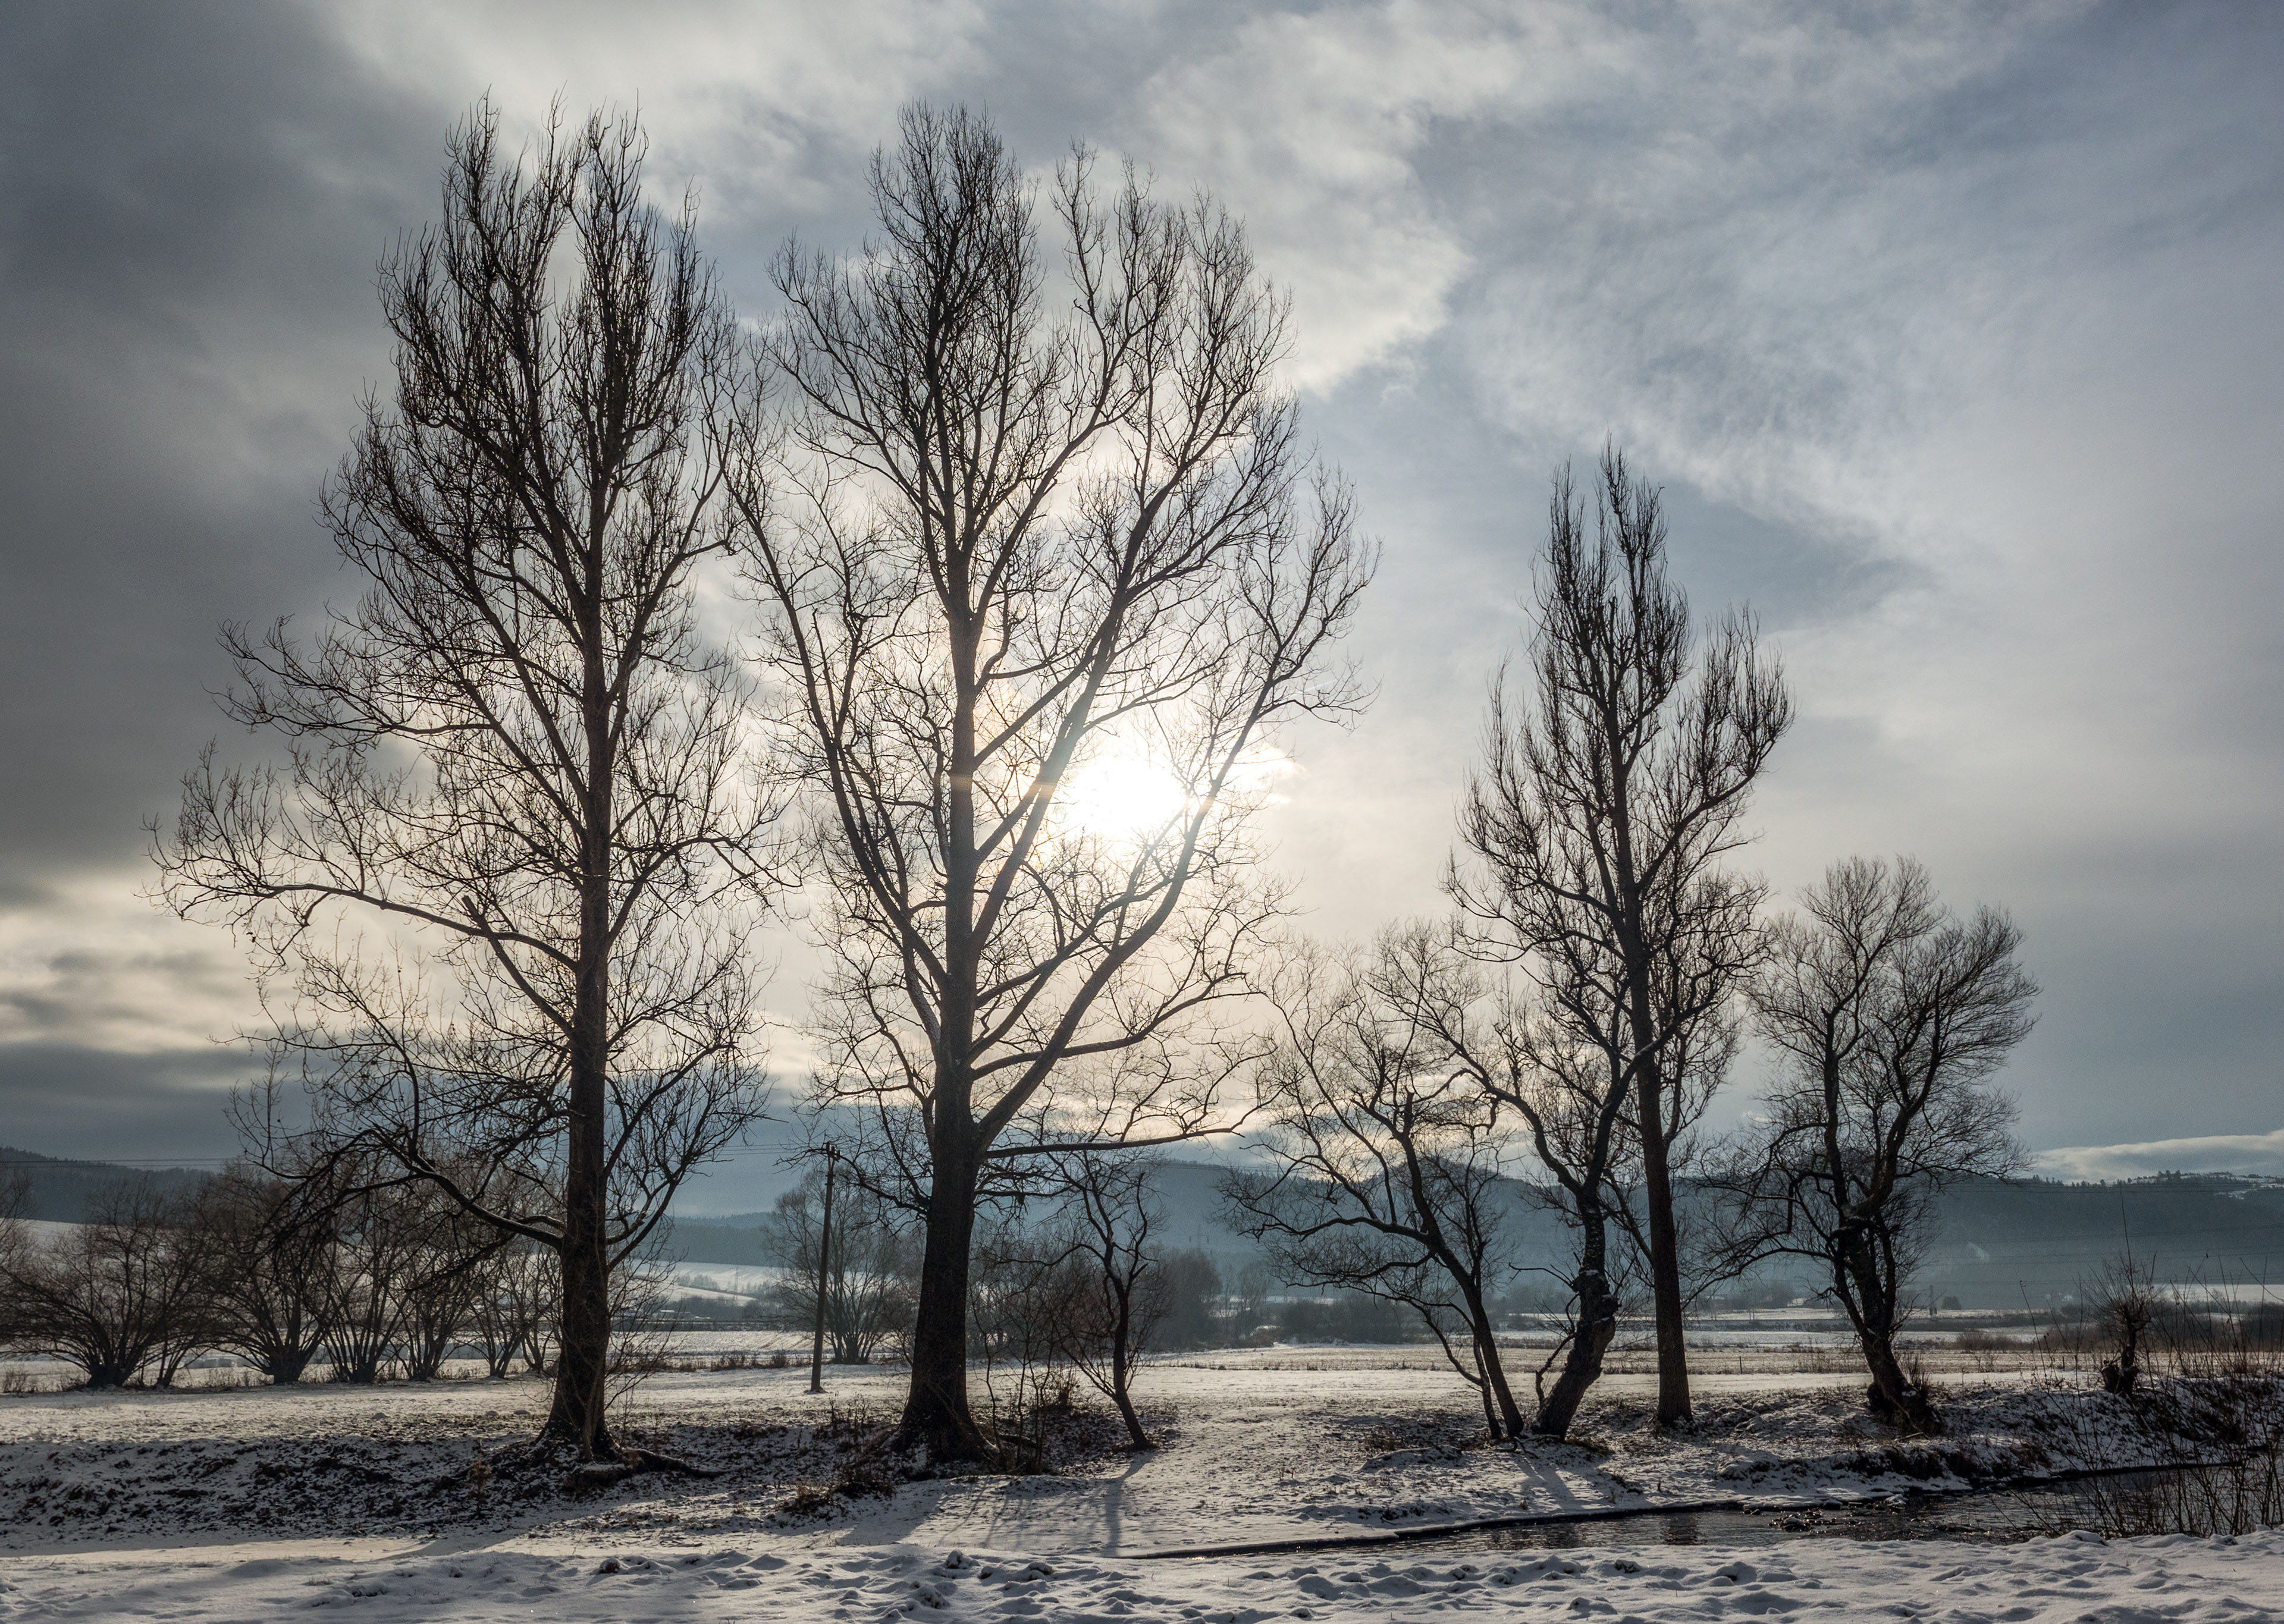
[807,1146,837,1395]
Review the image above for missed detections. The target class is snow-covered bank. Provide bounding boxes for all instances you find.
[5,1529,2282,1621]
[4,1356,2271,1554]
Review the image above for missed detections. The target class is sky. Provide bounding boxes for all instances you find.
[1,1,2279,1203]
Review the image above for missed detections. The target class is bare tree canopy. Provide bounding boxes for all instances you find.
[1715,855,2035,1432]
[0,1182,208,1390]
[733,105,1372,1459]
[155,102,779,1461]
[1451,447,1787,1426]
[1045,1150,1174,1451]
[1226,931,1528,1439]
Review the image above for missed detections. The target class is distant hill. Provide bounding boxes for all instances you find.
[662,1161,2284,1309]
[0,1145,214,1221]
[657,1213,776,1265]
[1910,1173,2284,1306]
[18,1135,2266,1308]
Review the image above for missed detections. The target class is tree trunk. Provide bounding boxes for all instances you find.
[544,604,618,1460]
[1534,1207,1620,1439]
[1858,1327,1935,1434]
[1460,1281,1526,1439]
[1105,1279,1151,1452]
[1109,1302,1152,1450]
[1634,1061,1693,1426]
[545,1052,614,1456]
[269,1349,310,1385]
[808,1152,834,1395]
[1839,1227,1935,1434]
[898,1134,990,1460]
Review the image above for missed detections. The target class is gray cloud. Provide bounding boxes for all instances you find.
[0,1041,252,1163]
[0,1,2277,1189]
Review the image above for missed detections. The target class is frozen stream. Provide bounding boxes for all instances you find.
[1392,1465,2231,1553]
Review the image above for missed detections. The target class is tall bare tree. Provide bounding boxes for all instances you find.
[1226,934,1528,1439]
[733,105,1370,1457]
[155,104,777,1460]
[1451,449,1786,1426]
[1714,856,2034,1432]
[765,1163,920,1366]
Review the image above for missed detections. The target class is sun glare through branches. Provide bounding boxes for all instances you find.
[1046,745,1294,848]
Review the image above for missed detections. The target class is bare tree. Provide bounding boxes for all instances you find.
[2088,1248,2158,1397]
[400,1188,506,1381]
[193,1168,335,1384]
[733,105,1370,1457]
[1410,948,1640,1439]
[154,103,779,1460]
[318,1167,427,1385]
[0,1182,209,1389]
[1715,856,2034,1433]
[1451,450,1787,1425]
[1041,1151,1172,1450]
[466,1240,553,1378]
[765,1163,920,1366]
[1225,935,1528,1439]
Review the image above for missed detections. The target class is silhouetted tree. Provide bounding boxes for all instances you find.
[734,105,1370,1458]
[0,1182,208,1389]
[1713,857,2034,1433]
[466,1240,555,1378]
[1226,935,1527,1438]
[156,104,778,1459]
[193,1168,334,1384]
[1044,1151,1170,1449]
[1401,938,1642,1438]
[1452,450,1787,1425]
[765,1163,920,1365]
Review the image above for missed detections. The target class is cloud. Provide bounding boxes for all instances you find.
[2,0,2281,1168]
[2034,1131,2284,1184]
[1123,1,1553,387]
[0,1041,253,1163]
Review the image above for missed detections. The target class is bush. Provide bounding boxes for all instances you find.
[0,1181,209,1388]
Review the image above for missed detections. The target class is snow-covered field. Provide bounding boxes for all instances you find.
[9,1529,2280,1621]
[4,1350,2279,1620]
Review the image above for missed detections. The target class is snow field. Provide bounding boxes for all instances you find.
[4,1530,2282,1621]
[5,1355,2282,1620]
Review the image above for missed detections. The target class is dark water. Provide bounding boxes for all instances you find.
[1413,1472,2192,1554]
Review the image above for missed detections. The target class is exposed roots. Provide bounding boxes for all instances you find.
[564,1447,725,1490]
[428,1433,724,1494]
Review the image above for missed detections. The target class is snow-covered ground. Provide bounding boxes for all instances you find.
[4,1350,2280,1620]
[7,1529,2279,1621]
[666,1261,783,1298]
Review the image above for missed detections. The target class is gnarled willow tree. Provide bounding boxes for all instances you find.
[156,105,777,1461]
[1714,856,2034,1433]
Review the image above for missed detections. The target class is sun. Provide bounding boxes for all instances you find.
[1052,755,1193,844]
